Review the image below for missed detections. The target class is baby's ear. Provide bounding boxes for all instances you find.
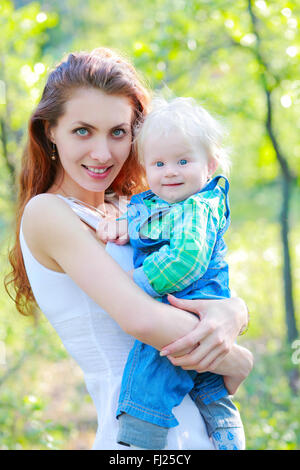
[208,157,218,177]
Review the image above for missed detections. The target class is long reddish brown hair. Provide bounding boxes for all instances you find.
[5,47,151,316]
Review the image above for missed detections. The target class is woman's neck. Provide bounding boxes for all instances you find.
[48,172,106,209]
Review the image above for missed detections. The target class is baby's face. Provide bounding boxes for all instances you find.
[143,132,214,203]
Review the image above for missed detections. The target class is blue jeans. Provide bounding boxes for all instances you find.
[118,396,243,450]
[116,341,242,449]
[116,176,239,448]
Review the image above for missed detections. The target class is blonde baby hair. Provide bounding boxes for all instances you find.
[135,96,231,175]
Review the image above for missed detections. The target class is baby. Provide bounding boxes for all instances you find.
[97,97,245,450]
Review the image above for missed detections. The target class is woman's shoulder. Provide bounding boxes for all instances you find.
[23,193,80,230]
[22,193,78,272]
[23,193,88,260]
[24,192,68,215]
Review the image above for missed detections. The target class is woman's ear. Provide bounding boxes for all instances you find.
[44,121,55,143]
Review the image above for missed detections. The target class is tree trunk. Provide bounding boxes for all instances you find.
[248,0,298,346]
[280,176,297,344]
[264,89,298,346]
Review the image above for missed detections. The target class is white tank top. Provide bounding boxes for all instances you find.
[19,196,213,450]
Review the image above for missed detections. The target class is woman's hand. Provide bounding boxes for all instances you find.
[160,295,248,373]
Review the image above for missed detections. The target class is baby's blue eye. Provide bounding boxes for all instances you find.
[179,159,188,165]
[76,128,88,136]
[156,161,164,167]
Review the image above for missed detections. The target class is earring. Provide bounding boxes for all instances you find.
[51,143,57,161]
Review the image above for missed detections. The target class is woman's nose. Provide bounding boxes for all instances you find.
[89,138,111,163]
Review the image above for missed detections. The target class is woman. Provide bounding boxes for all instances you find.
[6,48,252,450]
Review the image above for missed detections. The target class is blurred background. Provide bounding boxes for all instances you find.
[0,0,299,450]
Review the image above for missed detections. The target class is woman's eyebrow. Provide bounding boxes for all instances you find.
[72,121,97,130]
[111,122,131,129]
[71,121,131,130]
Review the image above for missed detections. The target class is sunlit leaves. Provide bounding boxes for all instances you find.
[0,1,57,202]
[0,0,299,450]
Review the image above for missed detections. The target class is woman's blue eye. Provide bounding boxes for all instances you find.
[112,129,125,137]
[76,128,88,136]
[179,159,188,165]
[156,161,164,167]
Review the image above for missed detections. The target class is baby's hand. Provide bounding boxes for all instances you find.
[96,217,129,245]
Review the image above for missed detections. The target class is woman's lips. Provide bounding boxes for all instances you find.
[82,164,113,179]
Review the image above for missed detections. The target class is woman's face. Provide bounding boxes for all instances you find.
[50,88,133,198]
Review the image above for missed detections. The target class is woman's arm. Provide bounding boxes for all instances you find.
[160,295,248,363]
[23,195,248,367]
[156,295,250,388]
[23,194,199,348]
[158,295,251,394]
[167,341,253,395]
[210,344,254,394]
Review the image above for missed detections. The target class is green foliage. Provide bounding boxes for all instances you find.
[0,0,58,202]
[0,0,299,450]
[0,235,93,449]
[38,0,300,186]
[236,342,300,450]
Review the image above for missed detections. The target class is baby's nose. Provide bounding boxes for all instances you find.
[165,166,179,176]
